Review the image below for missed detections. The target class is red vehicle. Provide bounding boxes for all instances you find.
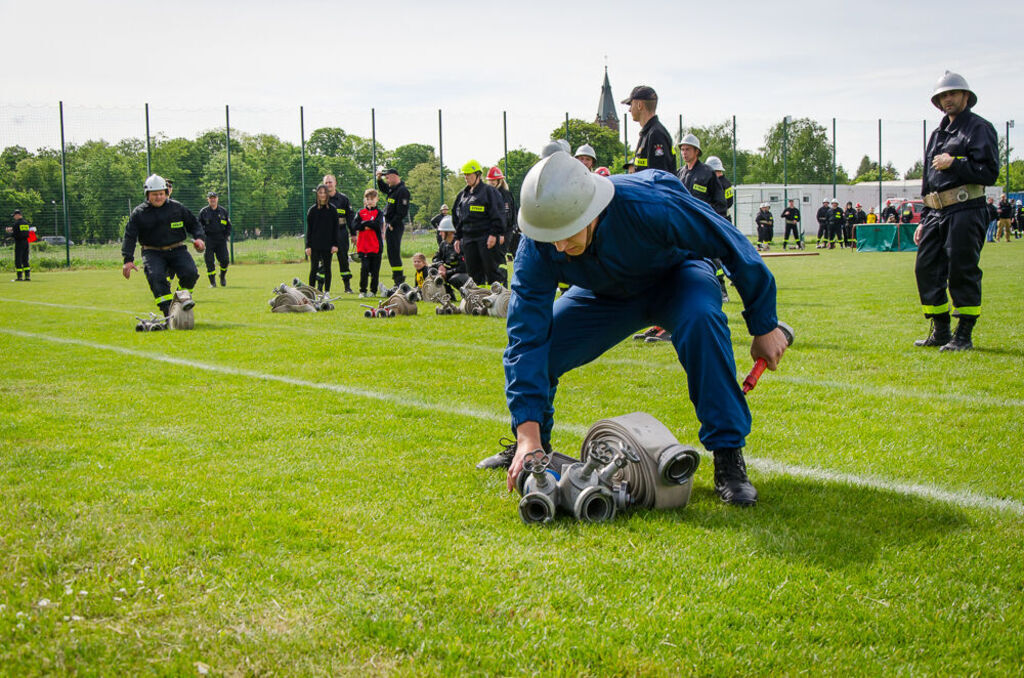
[896,199,925,224]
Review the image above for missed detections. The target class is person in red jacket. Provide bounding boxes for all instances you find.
[354,189,385,297]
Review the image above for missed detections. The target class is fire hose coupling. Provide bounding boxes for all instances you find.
[515,412,701,524]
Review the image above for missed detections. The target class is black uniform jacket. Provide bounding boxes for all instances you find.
[844,207,858,225]
[856,209,867,223]
[677,161,725,213]
[881,205,898,222]
[12,217,31,241]
[452,182,504,240]
[198,205,231,241]
[717,175,734,218]
[830,207,845,228]
[997,200,1014,219]
[755,209,774,229]
[122,199,205,264]
[633,115,676,173]
[328,191,355,238]
[305,204,339,251]
[781,207,800,224]
[376,178,411,226]
[922,108,998,216]
[986,203,997,221]
[497,186,517,230]
[432,240,466,274]
[816,205,831,226]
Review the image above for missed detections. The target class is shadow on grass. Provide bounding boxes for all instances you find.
[652,476,969,570]
[970,345,1024,358]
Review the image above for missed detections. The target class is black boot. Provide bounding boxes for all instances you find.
[158,301,171,318]
[24,270,30,281]
[940,316,976,352]
[476,437,517,470]
[219,272,227,287]
[913,314,952,347]
[209,274,217,288]
[713,448,758,506]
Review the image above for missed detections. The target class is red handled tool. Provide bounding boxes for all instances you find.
[742,321,794,394]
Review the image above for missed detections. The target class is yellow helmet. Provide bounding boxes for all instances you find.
[461,159,483,175]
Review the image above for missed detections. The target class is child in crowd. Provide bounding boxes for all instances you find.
[354,189,384,297]
[412,253,429,289]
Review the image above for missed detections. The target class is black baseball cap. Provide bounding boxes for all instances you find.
[207,191,219,197]
[382,168,399,176]
[12,209,22,216]
[621,85,657,104]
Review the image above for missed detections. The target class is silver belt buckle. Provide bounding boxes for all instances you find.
[956,188,969,202]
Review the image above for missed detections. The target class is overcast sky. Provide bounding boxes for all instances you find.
[3,0,1021,180]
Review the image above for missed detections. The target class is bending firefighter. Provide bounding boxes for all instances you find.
[478,152,787,507]
[122,174,206,318]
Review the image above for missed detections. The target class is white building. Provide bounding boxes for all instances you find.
[730,181,1002,236]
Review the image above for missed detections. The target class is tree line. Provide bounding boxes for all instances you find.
[3,117,1018,243]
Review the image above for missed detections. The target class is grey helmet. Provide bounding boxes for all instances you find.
[541,139,572,159]
[677,132,701,153]
[931,71,977,110]
[705,156,725,172]
[574,143,597,161]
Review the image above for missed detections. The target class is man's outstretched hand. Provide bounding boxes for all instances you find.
[507,421,542,492]
[751,327,788,371]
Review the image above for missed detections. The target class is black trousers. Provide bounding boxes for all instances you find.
[14,239,29,274]
[336,235,353,287]
[842,224,853,246]
[829,223,843,243]
[915,206,986,318]
[817,222,827,240]
[444,271,469,299]
[757,225,773,243]
[461,236,503,285]
[142,246,198,310]
[385,224,404,283]
[204,239,229,275]
[783,222,801,242]
[359,252,382,293]
[309,248,333,292]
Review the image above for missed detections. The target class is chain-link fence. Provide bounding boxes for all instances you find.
[2,102,1019,268]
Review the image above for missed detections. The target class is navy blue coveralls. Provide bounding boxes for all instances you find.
[915,108,998,319]
[503,171,778,452]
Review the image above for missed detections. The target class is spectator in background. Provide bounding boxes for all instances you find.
[574,144,597,170]
[486,165,518,263]
[843,201,857,249]
[375,168,411,285]
[354,189,384,298]
[829,198,845,249]
[7,209,34,282]
[900,201,915,224]
[452,159,505,286]
[996,194,1013,242]
[324,174,355,294]
[198,191,231,288]
[780,199,802,250]
[985,197,998,242]
[1014,199,1023,239]
[305,184,338,293]
[432,216,469,299]
[816,198,830,248]
[866,207,878,223]
[430,204,449,245]
[755,203,774,251]
[622,85,676,173]
[881,199,898,224]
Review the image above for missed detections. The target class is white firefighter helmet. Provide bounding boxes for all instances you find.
[706,156,725,172]
[144,174,168,194]
[574,143,597,161]
[438,216,455,232]
[677,133,701,153]
[930,71,977,110]
[518,151,614,243]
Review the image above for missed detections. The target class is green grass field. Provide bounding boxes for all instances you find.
[2,243,1023,676]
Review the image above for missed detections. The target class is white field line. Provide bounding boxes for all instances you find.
[3,327,1023,517]
[3,297,1021,410]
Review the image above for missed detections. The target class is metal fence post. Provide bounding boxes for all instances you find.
[831,117,837,197]
[878,119,883,212]
[438,109,444,205]
[564,112,570,147]
[371,108,377,178]
[145,103,151,176]
[59,101,70,267]
[731,115,737,225]
[225,105,233,262]
[300,106,307,241]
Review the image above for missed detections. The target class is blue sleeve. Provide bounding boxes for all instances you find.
[503,238,560,430]
[637,176,778,336]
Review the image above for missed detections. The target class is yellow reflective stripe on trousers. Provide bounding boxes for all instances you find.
[955,306,980,316]
[391,266,403,272]
[922,303,949,315]
[155,293,174,304]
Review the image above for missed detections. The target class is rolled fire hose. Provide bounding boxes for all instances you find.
[579,412,700,510]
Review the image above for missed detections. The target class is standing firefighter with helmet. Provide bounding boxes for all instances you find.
[375,168,411,285]
[453,159,506,286]
[622,86,676,173]
[8,209,34,281]
[781,199,803,250]
[706,156,733,221]
[122,174,205,319]
[914,71,998,351]
[197,191,231,287]
[815,198,831,247]
[481,151,787,507]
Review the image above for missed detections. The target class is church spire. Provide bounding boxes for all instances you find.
[595,65,619,132]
